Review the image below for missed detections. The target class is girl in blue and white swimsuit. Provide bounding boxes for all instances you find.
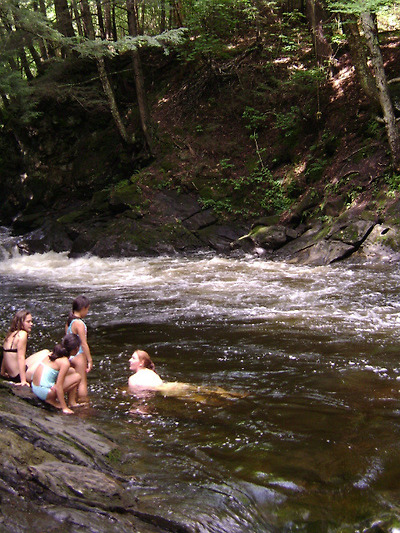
[65,295,93,403]
[31,334,81,415]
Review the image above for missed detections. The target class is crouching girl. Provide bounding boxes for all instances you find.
[31,334,81,415]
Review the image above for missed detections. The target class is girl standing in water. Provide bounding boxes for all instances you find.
[1,310,32,386]
[65,295,93,402]
[31,333,81,414]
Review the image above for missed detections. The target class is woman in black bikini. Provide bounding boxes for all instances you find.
[1,310,32,386]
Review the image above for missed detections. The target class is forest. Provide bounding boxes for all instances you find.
[1,0,400,259]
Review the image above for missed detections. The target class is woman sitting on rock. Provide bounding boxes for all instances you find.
[1,309,33,386]
[30,334,81,415]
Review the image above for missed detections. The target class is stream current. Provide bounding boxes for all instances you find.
[1,228,400,532]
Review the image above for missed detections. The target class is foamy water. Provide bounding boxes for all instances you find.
[2,228,400,531]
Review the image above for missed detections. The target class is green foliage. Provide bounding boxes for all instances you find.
[219,158,234,170]
[289,67,326,89]
[305,157,328,184]
[365,118,383,139]
[0,68,40,125]
[275,106,302,141]
[385,173,400,192]
[242,106,268,131]
[181,0,259,61]
[200,167,291,219]
[326,0,394,15]
[73,30,188,59]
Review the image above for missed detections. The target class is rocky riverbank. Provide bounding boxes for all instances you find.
[0,381,192,533]
[7,185,400,266]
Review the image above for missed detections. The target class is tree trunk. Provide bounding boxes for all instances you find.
[79,0,95,39]
[103,0,112,39]
[71,0,84,37]
[28,44,44,74]
[20,48,33,80]
[32,1,49,60]
[95,0,106,39]
[53,0,75,57]
[127,0,154,153]
[360,11,400,171]
[305,0,333,65]
[37,0,55,57]
[160,0,166,32]
[171,0,182,27]
[112,0,118,40]
[97,57,133,144]
[54,0,75,37]
[342,14,379,108]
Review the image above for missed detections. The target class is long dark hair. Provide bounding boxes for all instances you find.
[6,310,31,337]
[67,295,90,325]
[49,334,80,361]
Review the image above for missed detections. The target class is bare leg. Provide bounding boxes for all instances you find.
[70,353,89,402]
[64,370,81,407]
[44,389,62,409]
[45,372,80,410]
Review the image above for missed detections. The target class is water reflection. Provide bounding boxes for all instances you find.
[1,233,400,530]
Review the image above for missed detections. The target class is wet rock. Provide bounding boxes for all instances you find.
[16,221,73,254]
[273,224,324,258]
[0,382,193,533]
[327,219,375,246]
[357,224,400,262]
[273,218,376,265]
[287,239,355,265]
[197,224,245,252]
[231,223,304,254]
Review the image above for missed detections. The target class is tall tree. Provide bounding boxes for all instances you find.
[127,0,154,152]
[305,0,333,64]
[78,0,133,143]
[327,0,400,171]
[360,11,400,171]
[54,0,75,38]
[341,13,380,107]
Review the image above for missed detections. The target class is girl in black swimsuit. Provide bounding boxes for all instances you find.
[1,310,33,386]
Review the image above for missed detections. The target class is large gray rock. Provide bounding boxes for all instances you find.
[357,224,400,261]
[328,219,375,245]
[287,239,355,265]
[0,382,192,533]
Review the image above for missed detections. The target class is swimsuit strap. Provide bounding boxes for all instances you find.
[3,332,19,353]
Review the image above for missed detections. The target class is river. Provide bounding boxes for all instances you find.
[1,228,400,532]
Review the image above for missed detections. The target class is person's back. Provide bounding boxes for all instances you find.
[129,368,163,389]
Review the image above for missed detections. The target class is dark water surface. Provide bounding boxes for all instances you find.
[1,230,400,532]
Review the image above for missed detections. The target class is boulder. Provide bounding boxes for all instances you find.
[327,219,375,246]
[231,224,304,254]
[287,239,355,265]
[357,224,400,261]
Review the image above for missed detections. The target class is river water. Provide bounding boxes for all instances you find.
[1,228,400,532]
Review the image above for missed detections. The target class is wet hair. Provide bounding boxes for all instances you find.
[49,343,68,361]
[135,349,156,371]
[6,310,31,337]
[63,333,80,353]
[67,295,90,325]
[49,334,80,361]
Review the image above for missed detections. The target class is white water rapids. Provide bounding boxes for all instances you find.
[2,227,400,532]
